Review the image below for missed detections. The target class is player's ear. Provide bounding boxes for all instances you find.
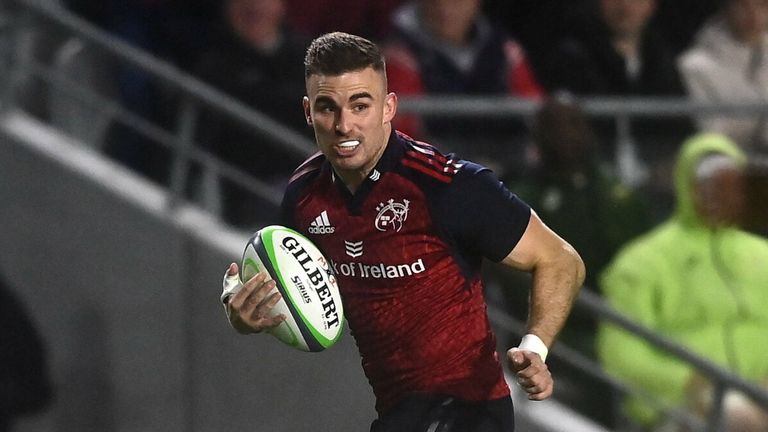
[383,92,397,124]
[303,96,312,126]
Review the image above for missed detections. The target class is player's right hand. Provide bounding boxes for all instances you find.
[221,263,287,334]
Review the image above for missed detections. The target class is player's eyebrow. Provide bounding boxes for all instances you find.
[313,95,338,108]
[349,92,373,102]
[314,92,373,109]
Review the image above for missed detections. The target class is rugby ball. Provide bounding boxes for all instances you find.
[240,225,344,352]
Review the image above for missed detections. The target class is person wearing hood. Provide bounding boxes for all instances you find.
[596,133,768,430]
[381,0,543,180]
[678,0,768,155]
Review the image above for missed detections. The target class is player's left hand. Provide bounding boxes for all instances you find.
[507,348,553,401]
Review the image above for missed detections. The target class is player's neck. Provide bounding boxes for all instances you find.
[335,129,391,194]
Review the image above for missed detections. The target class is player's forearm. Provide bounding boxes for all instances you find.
[526,244,585,347]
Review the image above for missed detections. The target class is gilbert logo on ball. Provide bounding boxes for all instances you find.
[240,225,344,352]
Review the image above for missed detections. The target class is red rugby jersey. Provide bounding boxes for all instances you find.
[280,131,531,414]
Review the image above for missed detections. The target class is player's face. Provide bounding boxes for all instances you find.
[304,67,397,188]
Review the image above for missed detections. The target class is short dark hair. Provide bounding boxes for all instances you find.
[304,32,386,80]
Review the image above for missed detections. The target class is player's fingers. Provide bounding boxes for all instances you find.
[517,375,536,391]
[243,271,269,289]
[516,362,547,379]
[516,364,553,400]
[517,370,550,387]
[254,277,277,299]
[512,350,548,376]
[240,281,276,323]
[517,361,537,376]
[248,292,285,331]
[247,289,280,315]
[226,271,283,333]
[516,367,549,386]
[259,312,288,330]
[265,290,282,308]
[230,272,268,308]
[247,288,280,321]
[243,279,277,313]
[526,382,554,401]
[507,348,531,372]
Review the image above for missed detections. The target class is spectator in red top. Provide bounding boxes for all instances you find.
[382,0,543,179]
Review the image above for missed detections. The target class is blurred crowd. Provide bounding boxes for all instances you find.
[58,0,768,223]
[46,0,768,431]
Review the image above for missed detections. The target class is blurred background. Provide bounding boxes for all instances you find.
[1,0,767,431]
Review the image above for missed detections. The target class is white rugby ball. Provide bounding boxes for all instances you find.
[240,225,344,352]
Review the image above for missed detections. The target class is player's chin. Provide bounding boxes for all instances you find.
[328,154,366,171]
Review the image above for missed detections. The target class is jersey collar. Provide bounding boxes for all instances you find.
[328,130,405,210]
[328,130,404,188]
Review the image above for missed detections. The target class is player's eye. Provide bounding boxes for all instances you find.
[317,104,336,113]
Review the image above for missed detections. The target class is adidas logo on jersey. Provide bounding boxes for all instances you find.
[308,210,335,234]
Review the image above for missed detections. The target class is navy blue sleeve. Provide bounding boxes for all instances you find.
[279,165,319,230]
[279,187,296,229]
[280,154,325,230]
[279,180,302,231]
[440,162,531,263]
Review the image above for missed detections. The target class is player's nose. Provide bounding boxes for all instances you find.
[335,110,353,135]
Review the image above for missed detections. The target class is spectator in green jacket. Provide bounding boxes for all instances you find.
[597,132,768,430]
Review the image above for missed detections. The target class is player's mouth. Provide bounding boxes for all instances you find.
[337,139,360,154]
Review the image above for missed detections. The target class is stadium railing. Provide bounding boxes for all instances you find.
[2,0,767,431]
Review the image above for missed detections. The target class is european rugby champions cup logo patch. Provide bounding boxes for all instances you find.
[375,199,410,232]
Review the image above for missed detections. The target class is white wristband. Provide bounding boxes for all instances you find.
[518,334,549,363]
[221,272,243,306]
